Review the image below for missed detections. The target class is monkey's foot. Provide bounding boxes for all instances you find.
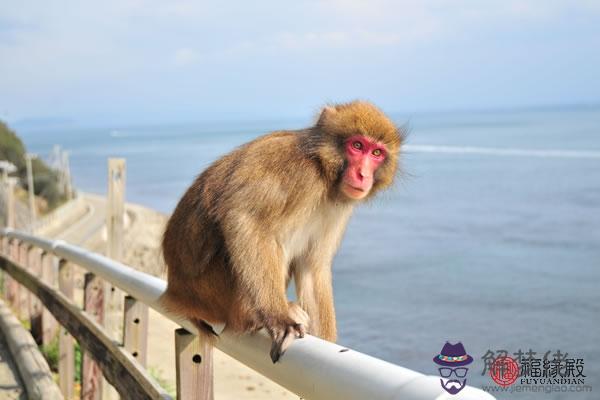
[266,317,305,363]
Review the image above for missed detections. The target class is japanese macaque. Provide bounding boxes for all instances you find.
[161,101,404,362]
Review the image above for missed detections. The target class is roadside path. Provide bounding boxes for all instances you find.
[44,193,107,248]
[0,332,25,400]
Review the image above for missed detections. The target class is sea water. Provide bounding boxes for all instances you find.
[19,106,600,398]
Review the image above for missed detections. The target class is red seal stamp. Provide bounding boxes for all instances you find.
[490,356,519,387]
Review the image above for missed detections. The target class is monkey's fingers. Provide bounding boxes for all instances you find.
[270,324,298,363]
[295,321,306,338]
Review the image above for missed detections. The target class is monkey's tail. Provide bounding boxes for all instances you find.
[188,318,219,346]
[158,291,219,343]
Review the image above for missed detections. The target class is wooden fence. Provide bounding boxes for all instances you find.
[0,228,495,400]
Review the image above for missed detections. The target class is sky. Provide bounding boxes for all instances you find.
[1,1,599,126]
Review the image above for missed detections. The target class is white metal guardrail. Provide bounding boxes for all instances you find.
[0,228,495,400]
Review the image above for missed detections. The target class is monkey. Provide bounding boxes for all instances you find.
[161,101,404,363]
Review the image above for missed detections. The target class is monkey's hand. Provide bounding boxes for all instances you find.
[267,303,309,363]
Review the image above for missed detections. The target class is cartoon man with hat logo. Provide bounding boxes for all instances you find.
[433,342,473,395]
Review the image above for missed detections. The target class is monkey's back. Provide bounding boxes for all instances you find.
[161,131,327,324]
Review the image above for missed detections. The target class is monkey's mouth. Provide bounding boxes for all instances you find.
[342,181,365,192]
[342,181,369,199]
[347,184,364,192]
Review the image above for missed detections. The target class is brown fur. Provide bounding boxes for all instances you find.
[161,101,404,362]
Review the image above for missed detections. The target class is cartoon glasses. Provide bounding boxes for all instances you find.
[438,367,468,378]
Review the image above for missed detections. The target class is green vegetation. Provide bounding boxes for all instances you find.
[19,316,31,331]
[40,333,60,370]
[75,340,82,383]
[0,120,67,210]
[148,366,176,398]
[40,333,82,383]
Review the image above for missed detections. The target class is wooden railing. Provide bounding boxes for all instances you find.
[0,228,495,400]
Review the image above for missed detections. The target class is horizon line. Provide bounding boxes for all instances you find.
[6,100,600,131]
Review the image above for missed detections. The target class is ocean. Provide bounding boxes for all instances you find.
[19,106,600,398]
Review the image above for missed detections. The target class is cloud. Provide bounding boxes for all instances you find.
[0,0,599,122]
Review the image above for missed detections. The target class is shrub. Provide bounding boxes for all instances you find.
[0,120,67,210]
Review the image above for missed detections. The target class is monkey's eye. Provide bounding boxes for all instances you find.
[372,149,382,157]
[352,141,363,150]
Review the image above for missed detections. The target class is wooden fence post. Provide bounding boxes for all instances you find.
[5,177,15,229]
[16,244,31,320]
[28,246,43,343]
[58,259,74,400]
[25,153,37,228]
[122,296,148,367]
[41,251,59,346]
[5,239,19,309]
[104,158,126,400]
[1,236,7,257]
[82,272,104,400]
[12,244,20,318]
[62,150,73,200]
[106,158,125,267]
[0,237,7,298]
[175,328,214,400]
[105,158,125,339]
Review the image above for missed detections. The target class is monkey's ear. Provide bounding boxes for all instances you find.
[321,105,337,115]
[317,105,337,126]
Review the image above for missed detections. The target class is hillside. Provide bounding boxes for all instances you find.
[0,120,67,214]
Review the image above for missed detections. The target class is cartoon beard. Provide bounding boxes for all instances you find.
[440,378,467,395]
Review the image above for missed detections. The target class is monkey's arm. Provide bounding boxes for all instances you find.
[222,211,305,362]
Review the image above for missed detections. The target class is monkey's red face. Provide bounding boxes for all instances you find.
[341,135,387,200]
